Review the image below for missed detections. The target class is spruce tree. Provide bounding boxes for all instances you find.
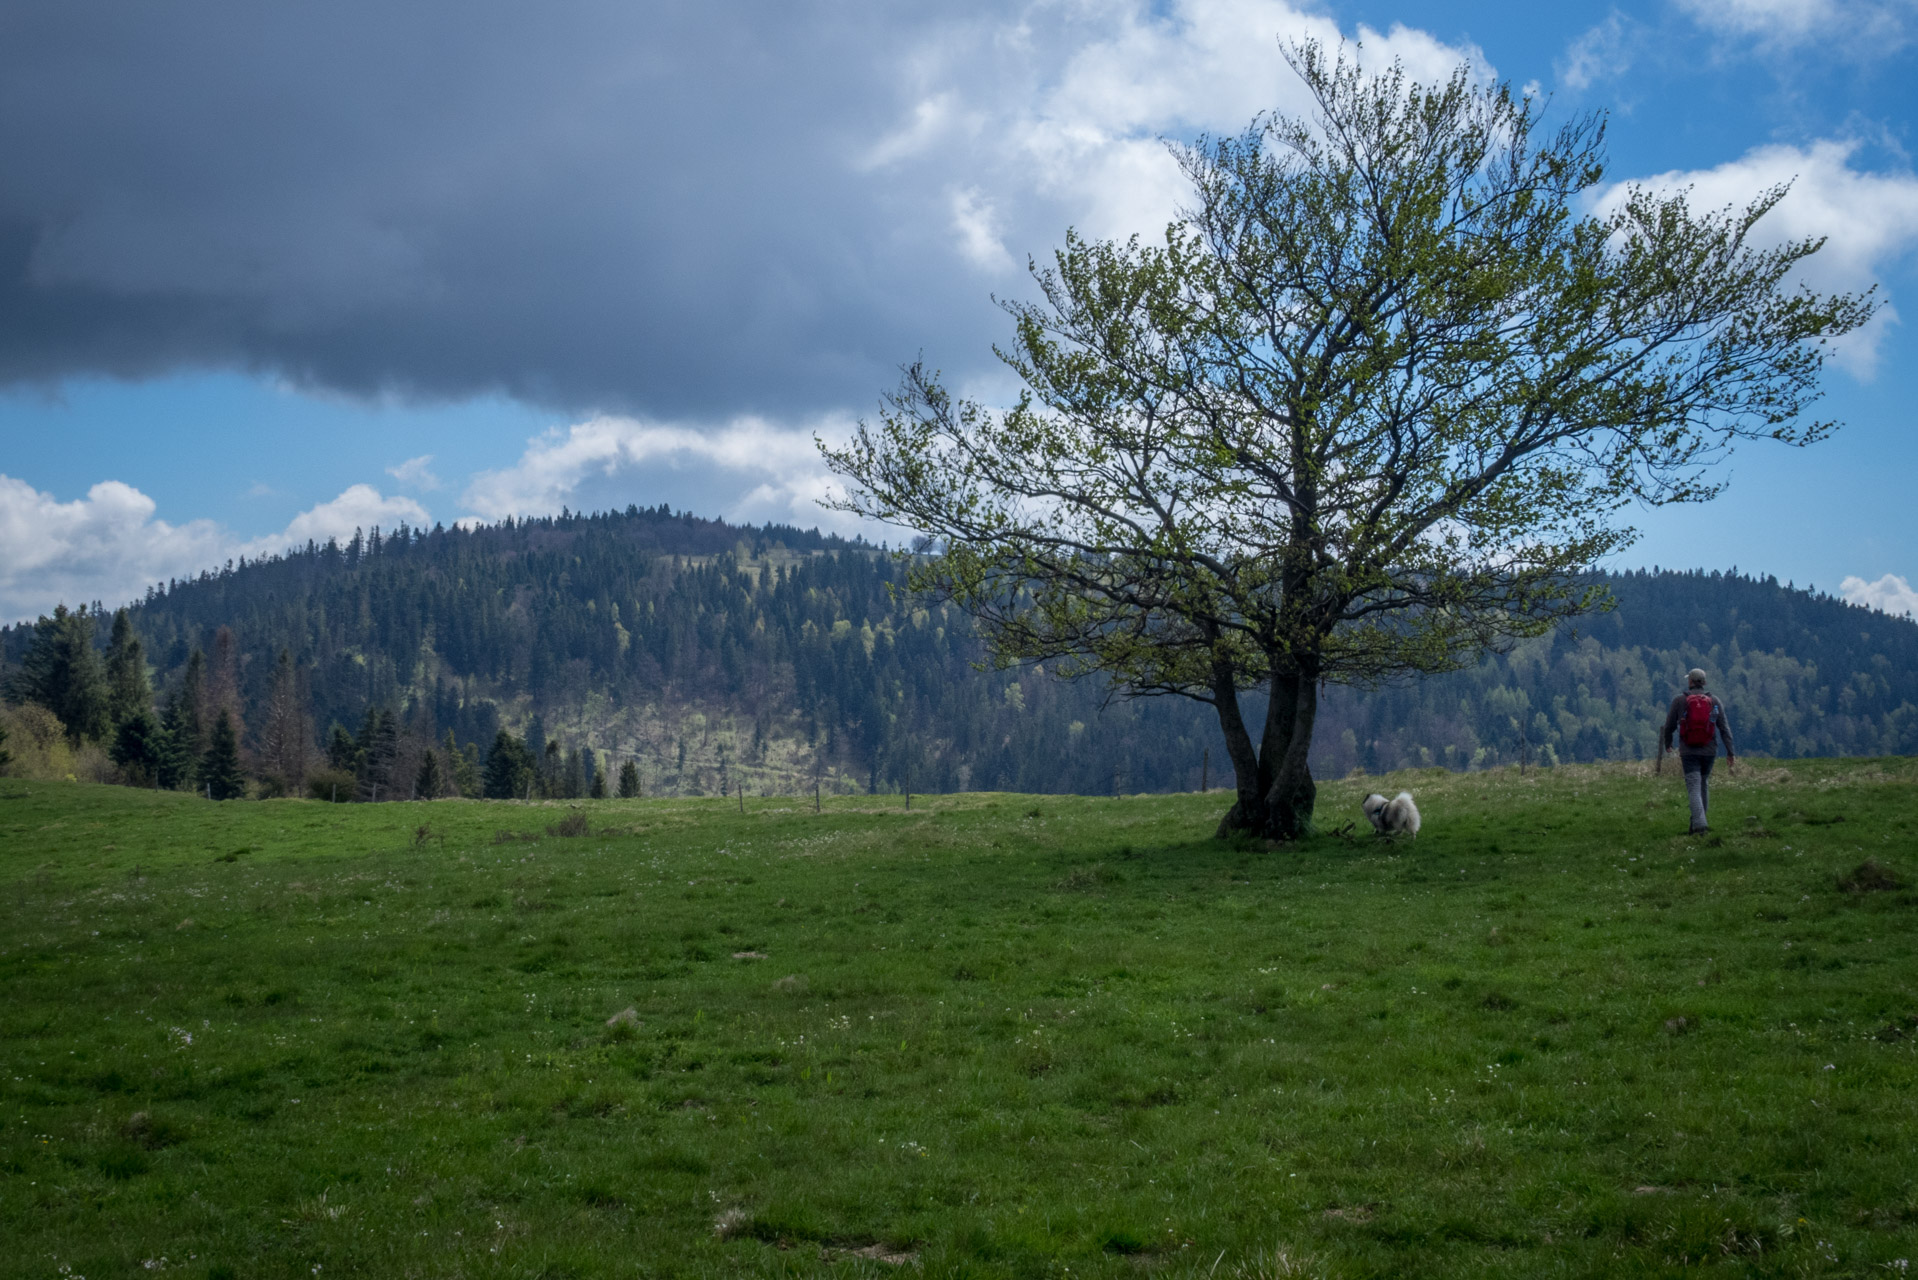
[415,747,443,799]
[356,706,398,800]
[617,759,641,798]
[1,611,59,710]
[202,711,247,800]
[110,711,164,785]
[104,608,151,730]
[589,754,605,799]
[3,604,109,743]
[0,720,11,773]
[483,729,532,799]
[155,693,196,790]
[326,723,358,771]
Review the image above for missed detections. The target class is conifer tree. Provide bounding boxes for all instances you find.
[483,729,533,799]
[356,706,398,801]
[202,710,247,800]
[110,711,165,785]
[260,649,309,793]
[326,723,357,771]
[104,608,151,730]
[177,650,209,764]
[4,604,109,743]
[0,720,11,773]
[155,692,196,790]
[617,759,641,799]
[589,753,605,799]
[415,747,443,799]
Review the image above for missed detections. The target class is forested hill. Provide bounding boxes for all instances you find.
[1324,569,1918,775]
[4,504,1916,796]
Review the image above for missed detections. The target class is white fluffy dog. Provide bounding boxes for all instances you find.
[1362,791,1421,838]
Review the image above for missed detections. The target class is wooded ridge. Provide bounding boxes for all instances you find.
[3,504,1913,796]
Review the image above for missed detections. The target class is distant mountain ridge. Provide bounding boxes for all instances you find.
[1318,568,1918,774]
[4,504,1914,794]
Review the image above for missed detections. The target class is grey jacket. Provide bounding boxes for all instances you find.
[1663,690,1734,758]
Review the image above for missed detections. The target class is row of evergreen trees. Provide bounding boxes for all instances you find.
[1,605,250,796]
[0,602,669,803]
[473,725,641,801]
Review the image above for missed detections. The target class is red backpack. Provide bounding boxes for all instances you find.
[1680,693,1716,747]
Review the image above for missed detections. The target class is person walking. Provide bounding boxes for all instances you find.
[1660,668,1735,834]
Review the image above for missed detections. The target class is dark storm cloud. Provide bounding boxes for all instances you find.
[0,1,1024,417]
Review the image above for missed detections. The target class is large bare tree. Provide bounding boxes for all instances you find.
[822,44,1873,839]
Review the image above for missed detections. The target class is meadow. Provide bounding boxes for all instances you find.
[2,760,1915,1278]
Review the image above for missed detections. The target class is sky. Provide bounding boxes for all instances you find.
[2,0,1916,625]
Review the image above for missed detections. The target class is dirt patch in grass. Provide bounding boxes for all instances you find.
[830,1242,918,1266]
[1323,1203,1379,1223]
[1837,857,1905,893]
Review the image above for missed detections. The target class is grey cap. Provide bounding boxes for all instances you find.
[1687,668,1707,686]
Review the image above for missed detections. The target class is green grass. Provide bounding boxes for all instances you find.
[2,760,1916,1278]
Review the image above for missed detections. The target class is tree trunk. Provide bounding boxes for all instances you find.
[1261,669,1318,840]
[1209,659,1265,837]
[1211,665,1319,841]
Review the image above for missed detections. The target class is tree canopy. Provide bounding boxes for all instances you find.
[822,43,1873,838]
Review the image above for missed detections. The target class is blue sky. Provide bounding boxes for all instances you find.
[2,0,1915,623]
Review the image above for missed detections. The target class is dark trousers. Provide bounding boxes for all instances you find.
[1681,753,1715,832]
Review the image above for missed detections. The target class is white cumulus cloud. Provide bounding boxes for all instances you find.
[1033,7,1488,240]
[860,0,1488,257]
[1558,13,1639,90]
[1675,0,1913,51]
[461,415,871,536]
[0,475,428,624]
[385,454,440,490]
[1840,572,1918,618]
[249,485,430,557]
[1597,139,1918,376]
[0,476,231,624]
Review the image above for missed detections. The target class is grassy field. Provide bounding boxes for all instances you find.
[2,760,1915,1278]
